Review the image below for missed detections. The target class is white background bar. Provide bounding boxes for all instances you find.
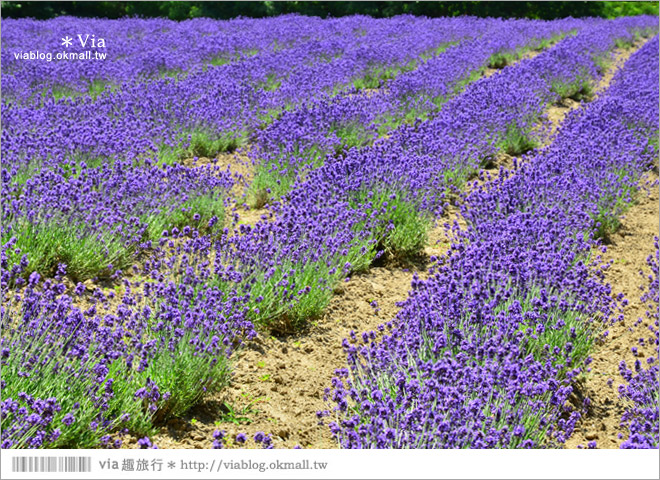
[1,449,659,480]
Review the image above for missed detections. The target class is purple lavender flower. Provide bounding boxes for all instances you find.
[137,437,152,449]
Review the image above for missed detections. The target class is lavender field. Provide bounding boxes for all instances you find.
[1,14,658,451]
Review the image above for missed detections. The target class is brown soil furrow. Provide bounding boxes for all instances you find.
[553,38,656,449]
[434,43,644,250]
[566,173,659,449]
[184,147,270,228]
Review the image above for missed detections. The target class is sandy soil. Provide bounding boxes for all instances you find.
[565,173,659,449]
[549,38,658,450]
[183,148,253,189]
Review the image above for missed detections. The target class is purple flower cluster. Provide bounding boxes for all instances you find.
[241,21,607,290]
[1,159,235,281]
[2,15,415,102]
[0,395,62,448]
[137,436,157,449]
[327,16,655,216]
[211,430,273,449]
[327,33,658,448]
[619,238,659,449]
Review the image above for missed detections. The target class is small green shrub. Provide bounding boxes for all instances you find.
[331,121,374,152]
[247,144,324,208]
[157,128,246,166]
[0,313,154,448]
[419,41,457,61]
[2,219,133,282]
[351,42,456,93]
[204,235,372,332]
[378,66,486,133]
[442,164,475,195]
[260,73,282,92]
[532,30,575,52]
[614,37,635,49]
[590,168,638,239]
[248,259,341,330]
[141,329,232,422]
[551,74,594,101]
[256,108,284,127]
[348,188,430,261]
[510,288,595,368]
[247,162,299,208]
[143,192,226,240]
[498,124,538,156]
[158,67,184,80]
[489,50,518,69]
[10,163,42,187]
[209,56,231,66]
[189,129,245,157]
[352,69,384,90]
[87,79,115,99]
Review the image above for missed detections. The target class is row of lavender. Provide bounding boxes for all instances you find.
[115,16,657,448]
[2,16,585,289]
[274,15,654,269]
[2,15,325,102]
[193,19,638,337]
[202,17,655,447]
[0,15,488,448]
[2,17,470,279]
[327,36,659,448]
[0,16,588,449]
[1,15,481,283]
[2,15,474,165]
[619,239,659,449]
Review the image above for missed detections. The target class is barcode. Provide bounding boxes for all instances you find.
[11,456,92,473]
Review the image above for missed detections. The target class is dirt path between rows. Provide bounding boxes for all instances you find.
[541,38,645,145]
[150,41,646,450]
[566,172,659,449]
